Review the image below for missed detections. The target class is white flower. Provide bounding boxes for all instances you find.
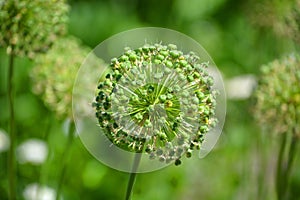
[17,139,48,165]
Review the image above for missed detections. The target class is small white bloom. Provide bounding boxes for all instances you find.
[226,74,257,100]
[17,139,48,165]
[23,183,56,200]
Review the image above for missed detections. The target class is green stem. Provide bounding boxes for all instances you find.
[276,132,287,200]
[7,51,16,200]
[276,130,299,200]
[55,120,75,200]
[256,134,267,200]
[125,151,143,200]
[35,114,53,199]
[282,133,298,200]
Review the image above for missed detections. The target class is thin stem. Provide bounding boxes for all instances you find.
[35,113,53,199]
[276,132,287,200]
[55,120,75,200]
[282,133,298,200]
[7,51,16,200]
[125,151,143,200]
[256,133,267,200]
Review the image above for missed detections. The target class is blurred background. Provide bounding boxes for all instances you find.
[0,0,299,199]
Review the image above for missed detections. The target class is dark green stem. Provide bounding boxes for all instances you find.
[125,151,143,200]
[276,132,287,200]
[282,133,298,200]
[7,51,16,200]
[55,120,75,200]
[276,130,299,200]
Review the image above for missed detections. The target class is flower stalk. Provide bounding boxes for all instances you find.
[7,48,16,200]
[276,131,298,200]
[276,132,288,200]
[56,120,75,200]
[125,150,143,200]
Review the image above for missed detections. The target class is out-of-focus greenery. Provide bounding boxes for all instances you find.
[0,0,299,199]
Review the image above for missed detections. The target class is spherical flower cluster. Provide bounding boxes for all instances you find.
[254,53,300,135]
[94,43,218,165]
[0,0,69,58]
[31,37,99,119]
[252,0,300,44]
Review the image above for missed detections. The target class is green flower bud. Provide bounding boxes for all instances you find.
[159,94,167,103]
[170,50,180,58]
[165,60,173,68]
[157,54,165,61]
[186,149,192,158]
[168,44,177,50]
[175,159,182,166]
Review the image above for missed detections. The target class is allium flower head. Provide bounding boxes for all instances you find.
[94,43,218,165]
[0,0,69,58]
[254,53,300,135]
[252,0,300,44]
[31,37,98,119]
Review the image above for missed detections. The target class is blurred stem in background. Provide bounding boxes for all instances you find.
[276,104,299,200]
[7,47,16,200]
[255,133,269,200]
[276,132,287,199]
[35,113,53,199]
[276,131,299,200]
[56,120,75,200]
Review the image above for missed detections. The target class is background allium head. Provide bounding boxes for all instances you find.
[31,37,95,119]
[0,0,69,58]
[94,43,218,165]
[254,53,300,135]
[251,0,300,44]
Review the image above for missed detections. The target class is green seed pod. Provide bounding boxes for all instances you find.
[94,43,218,165]
[175,159,182,166]
[156,54,165,61]
[165,60,173,68]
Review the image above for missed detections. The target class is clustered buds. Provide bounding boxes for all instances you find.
[252,0,300,44]
[0,0,69,58]
[31,37,94,119]
[254,53,300,135]
[94,43,218,165]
